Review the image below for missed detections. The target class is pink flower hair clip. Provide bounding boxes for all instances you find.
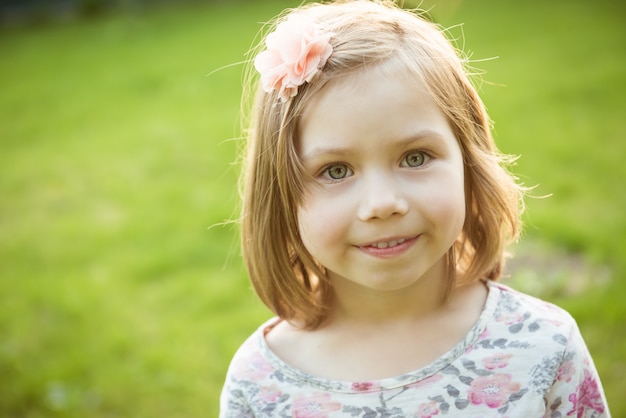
[254,14,334,103]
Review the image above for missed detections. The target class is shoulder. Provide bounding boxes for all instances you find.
[219,318,283,416]
[483,281,589,356]
[490,281,578,330]
[466,282,610,413]
[486,285,611,416]
[223,318,281,384]
[485,282,600,376]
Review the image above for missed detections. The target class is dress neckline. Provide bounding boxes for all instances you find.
[258,280,501,393]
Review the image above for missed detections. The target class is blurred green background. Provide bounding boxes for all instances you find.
[0,0,624,416]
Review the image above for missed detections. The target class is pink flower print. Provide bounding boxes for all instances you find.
[292,392,342,418]
[414,400,440,417]
[479,327,490,339]
[566,369,605,417]
[557,361,576,383]
[468,373,521,409]
[351,381,380,392]
[233,352,274,381]
[483,353,513,370]
[259,384,282,403]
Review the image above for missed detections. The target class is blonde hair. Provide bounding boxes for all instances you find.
[240,0,524,329]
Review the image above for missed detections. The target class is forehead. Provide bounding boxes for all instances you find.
[297,62,454,155]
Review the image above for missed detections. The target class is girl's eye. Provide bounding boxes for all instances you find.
[401,151,429,168]
[322,163,353,180]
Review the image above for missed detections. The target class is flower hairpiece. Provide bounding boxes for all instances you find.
[254,14,334,103]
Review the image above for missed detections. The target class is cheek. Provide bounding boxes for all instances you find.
[423,171,466,232]
[449,181,467,235]
[297,194,351,252]
[432,189,465,224]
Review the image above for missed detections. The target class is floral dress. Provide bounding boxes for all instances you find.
[219,282,610,417]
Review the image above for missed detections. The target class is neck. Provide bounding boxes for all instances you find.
[327,258,450,328]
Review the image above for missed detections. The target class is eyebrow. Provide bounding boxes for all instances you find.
[300,131,446,161]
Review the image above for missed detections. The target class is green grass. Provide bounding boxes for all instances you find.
[1,0,624,416]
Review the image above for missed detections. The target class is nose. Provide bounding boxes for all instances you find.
[357,173,409,221]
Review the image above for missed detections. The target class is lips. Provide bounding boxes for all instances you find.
[358,235,419,257]
[369,238,408,249]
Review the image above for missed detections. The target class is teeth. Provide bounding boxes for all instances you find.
[372,238,406,249]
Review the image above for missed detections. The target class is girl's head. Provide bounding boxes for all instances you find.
[240,0,523,329]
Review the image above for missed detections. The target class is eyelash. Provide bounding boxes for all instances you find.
[317,150,432,183]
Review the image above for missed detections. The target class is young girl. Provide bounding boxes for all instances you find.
[220,1,610,416]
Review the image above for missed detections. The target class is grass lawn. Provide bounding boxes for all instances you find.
[1,0,624,416]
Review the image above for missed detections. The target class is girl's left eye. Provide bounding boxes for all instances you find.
[401,151,430,168]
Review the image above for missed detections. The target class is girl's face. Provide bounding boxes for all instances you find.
[296,64,466,294]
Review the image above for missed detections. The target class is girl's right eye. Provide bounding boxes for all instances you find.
[321,163,353,181]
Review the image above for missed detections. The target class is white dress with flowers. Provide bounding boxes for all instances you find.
[219,282,610,417]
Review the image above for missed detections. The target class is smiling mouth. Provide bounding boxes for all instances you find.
[369,238,408,249]
[358,235,419,258]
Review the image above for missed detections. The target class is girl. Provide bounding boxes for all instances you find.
[220,1,610,416]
